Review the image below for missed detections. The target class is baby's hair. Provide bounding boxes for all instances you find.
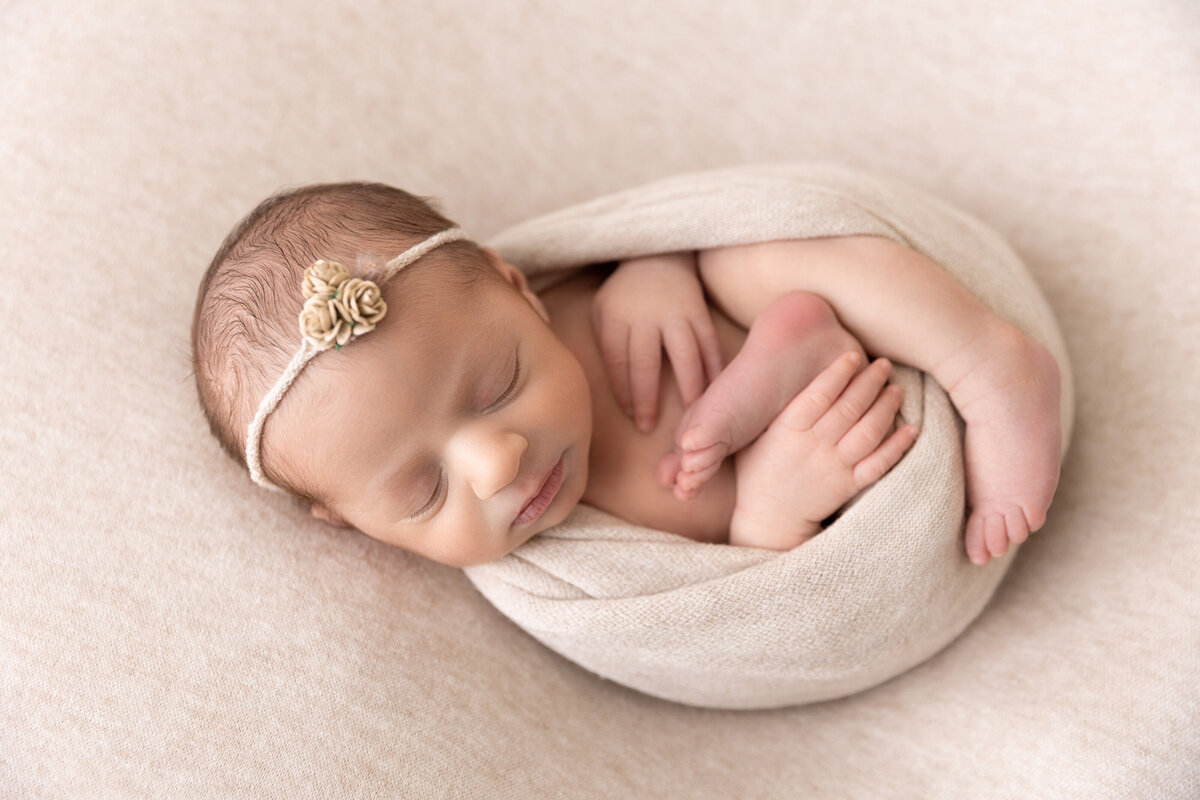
[191,181,501,503]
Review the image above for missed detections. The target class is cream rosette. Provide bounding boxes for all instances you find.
[297,261,388,351]
[302,259,351,299]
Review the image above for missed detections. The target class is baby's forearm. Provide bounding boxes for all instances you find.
[697,236,1014,393]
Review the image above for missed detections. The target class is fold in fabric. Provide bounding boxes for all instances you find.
[465,163,1073,709]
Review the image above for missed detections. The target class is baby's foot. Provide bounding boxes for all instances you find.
[658,291,865,500]
[943,323,1063,565]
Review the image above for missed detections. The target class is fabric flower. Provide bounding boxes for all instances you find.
[299,295,347,350]
[337,278,387,333]
[303,260,351,299]
[297,267,388,351]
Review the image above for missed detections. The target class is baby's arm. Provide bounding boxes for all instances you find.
[697,236,1063,564]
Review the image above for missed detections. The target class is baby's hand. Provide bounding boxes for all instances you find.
[730,353,918,546]
[591,252,724,433]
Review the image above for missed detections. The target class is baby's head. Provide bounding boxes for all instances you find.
[192,183,592,566]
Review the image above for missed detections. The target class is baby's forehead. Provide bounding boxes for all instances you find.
[385,270,519,339]
[365,277,522,376]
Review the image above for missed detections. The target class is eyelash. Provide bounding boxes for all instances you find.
[489,353,522,411]
[409,474,444,521]
[408,352,521,521]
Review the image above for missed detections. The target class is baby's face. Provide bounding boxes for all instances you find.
[272,257,592,566]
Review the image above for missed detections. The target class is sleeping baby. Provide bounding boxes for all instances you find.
[191,182,1061,567]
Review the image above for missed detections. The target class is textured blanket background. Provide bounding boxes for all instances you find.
[2,1,1198,797]
[467,163,1073,708]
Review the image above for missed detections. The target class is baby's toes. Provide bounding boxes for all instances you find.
[657,452,683,489]
[984,505,1033,558]
[965,513,991,566]
[673,460,724,499]
[679,414,734,458]
[673,481,701,502]
[679,441,729,475]
[967,506,1031,564]
[1005,507,1031,546]
[983,514,1010,559]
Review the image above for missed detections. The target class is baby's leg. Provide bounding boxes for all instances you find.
[697,237,1062,564]
[940,324,1062,564]
[657,291,865,500]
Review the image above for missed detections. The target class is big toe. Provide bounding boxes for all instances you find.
[680,441,730,474]
[965,514,991,565]
[966,505,1032,565]
[983,513,1011,559]
[680,417,733,454]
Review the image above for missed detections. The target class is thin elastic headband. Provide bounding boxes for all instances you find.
[245,227,466,491]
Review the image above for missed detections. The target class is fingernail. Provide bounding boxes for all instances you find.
[846,352,861,366]
[637,417,653,433]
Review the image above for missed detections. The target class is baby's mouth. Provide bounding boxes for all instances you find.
[513,455,565,526]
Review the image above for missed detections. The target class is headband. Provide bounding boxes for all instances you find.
[245,227,466,491]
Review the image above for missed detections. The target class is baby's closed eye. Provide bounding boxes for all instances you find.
[485,350,521,411]
[405,471,445,521]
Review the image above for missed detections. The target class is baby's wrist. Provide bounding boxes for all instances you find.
[729,505,821,550]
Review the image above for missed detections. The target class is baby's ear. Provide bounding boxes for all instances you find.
[481,247,549,323]
[481,247,526,285]
[310,504,351,529]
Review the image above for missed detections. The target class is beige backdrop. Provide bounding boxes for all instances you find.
[2,1,1198,797]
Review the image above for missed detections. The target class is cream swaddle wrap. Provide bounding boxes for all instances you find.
[464,163,1074,710]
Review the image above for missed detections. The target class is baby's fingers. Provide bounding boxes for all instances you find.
[838,381,903,464]
[851,423,918,489]
[811,357,893,441]
[629,324,663,432]
[662,321,707,408]
[779,351,862,431]
[597,317,634,416]
[692,315,725,386]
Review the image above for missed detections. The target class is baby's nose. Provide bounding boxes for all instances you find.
[451,426,527,500]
